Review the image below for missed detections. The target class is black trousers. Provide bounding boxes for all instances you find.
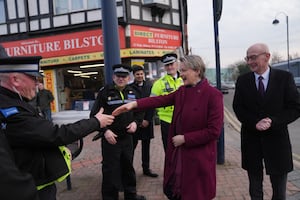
[133,138,151,171]
[247,171,287,200]
[160,120,170,152]
[101,135,137,200]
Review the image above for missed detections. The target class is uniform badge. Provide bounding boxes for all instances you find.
[128,94,136,100]
[0,107,19,118]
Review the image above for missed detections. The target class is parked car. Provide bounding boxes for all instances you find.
[222,81,235,89]
[209,81,229,94]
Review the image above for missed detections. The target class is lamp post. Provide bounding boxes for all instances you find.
[213,0,224,165]
[272,12,289,71]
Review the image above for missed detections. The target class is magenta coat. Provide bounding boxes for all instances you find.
[137,79,224,200]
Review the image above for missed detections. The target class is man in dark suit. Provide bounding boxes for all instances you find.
[130,65,158,178]
[233,43,300,200]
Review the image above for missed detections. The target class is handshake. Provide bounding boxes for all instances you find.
[93,101,137,128]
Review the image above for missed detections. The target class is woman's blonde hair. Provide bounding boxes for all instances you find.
[179,55,206,79]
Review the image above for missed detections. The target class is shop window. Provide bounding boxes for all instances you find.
[60,64,104,110]
[143,0,169,6]
[54,0,101,15]
[72,0,84,11]
[0,0,5,23]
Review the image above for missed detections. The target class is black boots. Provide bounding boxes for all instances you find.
[143,169,158,178]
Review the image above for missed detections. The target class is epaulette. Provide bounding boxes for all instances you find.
[0,107,19,118]
[99,86,105,92]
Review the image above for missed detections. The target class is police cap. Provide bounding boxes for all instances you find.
[161,52,178,65]
[0,51,43,78]
[113,64,132,77]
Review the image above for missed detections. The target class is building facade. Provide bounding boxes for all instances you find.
[0,0,188,111]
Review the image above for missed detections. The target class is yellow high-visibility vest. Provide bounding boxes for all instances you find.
[151,74,183,123]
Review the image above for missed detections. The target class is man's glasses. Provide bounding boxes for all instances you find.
[244,52,266,62]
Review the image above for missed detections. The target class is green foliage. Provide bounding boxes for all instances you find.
[229,60,249,81]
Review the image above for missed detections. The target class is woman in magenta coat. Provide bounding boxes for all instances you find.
[113,55,224,200]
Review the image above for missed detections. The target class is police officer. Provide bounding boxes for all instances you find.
[0,128,40,200]
[0,56,114,200]
[130,65,158,178]
[90,64,146,200]
[0,44,39,200]
[151,53,183,151]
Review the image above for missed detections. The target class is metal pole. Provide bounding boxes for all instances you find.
[101,0,121,84]
[179,0,188,55]
[213,0,224,165]
[272,12,290,72]
[286,15,290,71]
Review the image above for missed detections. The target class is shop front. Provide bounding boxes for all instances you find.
[1,25,182,112]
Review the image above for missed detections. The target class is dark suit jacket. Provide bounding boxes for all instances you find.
[130,80,154,140]
[233,67,300,174]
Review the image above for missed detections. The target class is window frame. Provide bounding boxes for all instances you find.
[54,0,101,15]
[0,0,6,23]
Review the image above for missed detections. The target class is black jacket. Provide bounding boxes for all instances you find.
[90,84,143,137]
[130,80,154,140]
[233,68,300,174]
[0,131,39,200]
[37,89,54,110]
[0,86,101,186]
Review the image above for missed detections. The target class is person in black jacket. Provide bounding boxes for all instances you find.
[0,130,40,200]
[37,82,54,121]
[0,55,114,200]
[130,65,158,178]
[90,64,146,200]
[0,44,39,200]
[233,43,300,199]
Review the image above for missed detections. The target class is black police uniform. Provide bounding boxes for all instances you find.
[130,80,155,173]
[90,83,143,200]
[0,130,39,200]
[0,86,102,200]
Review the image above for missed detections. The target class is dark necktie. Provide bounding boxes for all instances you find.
[258,76,265,97]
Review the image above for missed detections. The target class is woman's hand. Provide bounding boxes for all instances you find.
[172,135,185,147]
[112,101,138,116]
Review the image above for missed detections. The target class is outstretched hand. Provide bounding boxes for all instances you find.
[112,101,137,116]
[95,107,115,128]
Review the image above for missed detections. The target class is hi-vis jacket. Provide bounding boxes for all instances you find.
[0,86,101,189]
[90,84,143,136]
[151,73,183,123]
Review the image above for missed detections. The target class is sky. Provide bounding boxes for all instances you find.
[187,0,300,68]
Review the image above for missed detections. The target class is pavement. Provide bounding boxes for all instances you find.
[54,108,300,200]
